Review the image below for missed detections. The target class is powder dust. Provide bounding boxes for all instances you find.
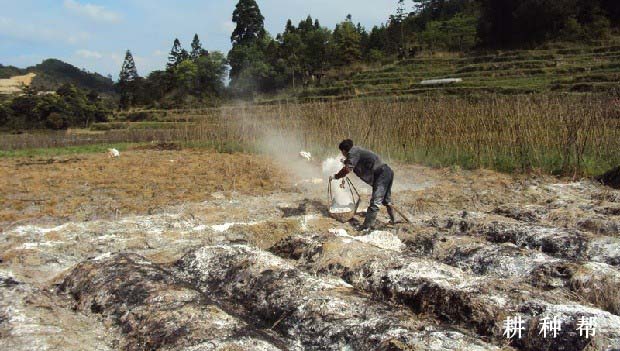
[322,156,355,211]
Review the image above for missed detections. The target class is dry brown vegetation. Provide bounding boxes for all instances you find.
[2,143,620,350]
[571,276,620,315]
[213,95,620,176]
[0,149,290,227]
[4,94,618,177]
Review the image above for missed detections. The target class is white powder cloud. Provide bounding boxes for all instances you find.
[64,0,122,23]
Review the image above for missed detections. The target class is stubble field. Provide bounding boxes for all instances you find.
[2,147,620,350]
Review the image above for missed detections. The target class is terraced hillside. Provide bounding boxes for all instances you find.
[300,44,620,101]
[2,150,620,350]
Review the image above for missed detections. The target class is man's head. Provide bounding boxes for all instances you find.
[339,139,354,156]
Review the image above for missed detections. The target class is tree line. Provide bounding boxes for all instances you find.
[116,0,467,104]
[4,0,618,124]
[387,0,619,51]
[120,0,619,104]
[117,34,228,109]
[477,0,619,46]
[0,84,109,130]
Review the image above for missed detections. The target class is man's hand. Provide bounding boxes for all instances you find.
[334,167,350,180]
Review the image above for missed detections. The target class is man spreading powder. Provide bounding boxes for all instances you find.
[333,139,395,230]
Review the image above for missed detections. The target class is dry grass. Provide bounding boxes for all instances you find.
[174,94,619,176]
[571,276,620,315]
[230,219,302,249]
[204,95,619,177]
[0,149,290,227]
[3,94,619,177]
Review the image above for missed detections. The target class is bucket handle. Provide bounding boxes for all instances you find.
[346,177,362,214]
[328,176,361,214]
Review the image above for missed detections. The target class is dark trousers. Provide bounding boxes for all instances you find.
[368,165,394,215]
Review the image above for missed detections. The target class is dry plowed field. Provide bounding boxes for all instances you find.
[2,149,620,350]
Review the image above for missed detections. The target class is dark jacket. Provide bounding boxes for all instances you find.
[339,146,386,185]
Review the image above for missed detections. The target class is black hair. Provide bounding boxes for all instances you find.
[339,139,354,152]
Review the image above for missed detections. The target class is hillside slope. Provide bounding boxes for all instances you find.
[0,59,114,95]
[0,64,25,79]
[299,43,620,101]
[0,73,36,95]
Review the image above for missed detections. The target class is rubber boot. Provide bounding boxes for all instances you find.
[361,210,378,231]
[386,205,396,224]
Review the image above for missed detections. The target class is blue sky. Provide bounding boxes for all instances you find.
[0,0,401,79]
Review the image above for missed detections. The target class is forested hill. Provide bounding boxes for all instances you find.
[0,59,114,94]
[0,64,24,79]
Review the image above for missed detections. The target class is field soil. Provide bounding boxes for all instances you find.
[0,149,289,225]
[1,149,620,350]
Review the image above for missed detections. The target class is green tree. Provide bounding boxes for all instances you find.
[36,92,69,130]
[54,83,108,127]
[118,50,141,109]
[0,103,10,126]
[119,50,139,82]
[142,70,174,105]
[600,0,620,23]
[190,34,208,60]
[167,39,185,70]
[8,87,40,128]
[412,0,473,22]
[231,0,266,45]
[3,84,108,129]
[396,0,407,55]
[586,14,611,39]
[577,1,612,39]
[298,15,314,34]
[420,13,477,51]
[284,19,296,34]
[264,39,291,90]
[195,51,228,95]
[280,27,304,88]
[175,60,199,93]
[264,15,334,89]
[333,18,362,65]
[477,0,518,46]
[477,0,612,46]
[303,26,332,81]
[228,37,274,95]
[366,25,395,55]
[56,84,85,127]
[229,0,271,92]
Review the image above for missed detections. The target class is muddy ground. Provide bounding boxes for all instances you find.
[1,149,620,350]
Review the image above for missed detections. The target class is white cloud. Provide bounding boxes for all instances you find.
[67,32,91,44]
[0,16,90,45]
[76,49,103,59]
[64,0,122,23]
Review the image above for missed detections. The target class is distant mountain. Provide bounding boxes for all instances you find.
[0,64,24,79]
[0,59,114,94]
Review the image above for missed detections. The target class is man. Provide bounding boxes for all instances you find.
[333,139,395,230]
